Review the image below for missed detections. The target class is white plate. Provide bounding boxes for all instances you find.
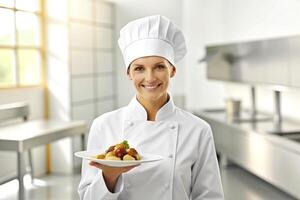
[74,150,164,167]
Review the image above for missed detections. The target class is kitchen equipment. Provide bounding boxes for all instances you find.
[225,98,241,119]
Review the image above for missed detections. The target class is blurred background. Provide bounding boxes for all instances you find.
[1,0,300,199]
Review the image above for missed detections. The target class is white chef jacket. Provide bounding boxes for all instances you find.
[78,96,224,200]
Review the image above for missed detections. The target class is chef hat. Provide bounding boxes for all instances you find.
[118,15,187,69]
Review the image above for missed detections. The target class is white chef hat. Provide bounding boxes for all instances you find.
[118,15,187,69]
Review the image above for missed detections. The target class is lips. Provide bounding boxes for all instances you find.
[142,83,162,90]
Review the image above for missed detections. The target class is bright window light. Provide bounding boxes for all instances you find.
[16,11,41,46]
[0,49,15,87]
[0,8,15,46]
[18,49,41,86]
[0,0,14,8]
[16,0,40,12]
[0,0,42,88]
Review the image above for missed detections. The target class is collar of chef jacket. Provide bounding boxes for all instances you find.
[125,94,176,122]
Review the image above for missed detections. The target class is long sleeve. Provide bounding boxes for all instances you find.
[78,118,124,200]
[190,125,224,200]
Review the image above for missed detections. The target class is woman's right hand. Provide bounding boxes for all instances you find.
[89,161,139,192]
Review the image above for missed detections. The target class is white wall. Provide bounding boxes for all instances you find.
[183,0,300,121]
[0,87,44,119]
[110,0,185,107]
[182,0,226,111]
[46,0,117,174]
[218,0,300,43]
[0,87,46,179]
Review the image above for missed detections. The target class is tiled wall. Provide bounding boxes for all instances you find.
[69,0,116,126]
[46,0,116,173]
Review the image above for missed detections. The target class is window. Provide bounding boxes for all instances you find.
[0,0,42,88]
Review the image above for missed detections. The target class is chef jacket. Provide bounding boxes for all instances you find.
[78,95,224,200]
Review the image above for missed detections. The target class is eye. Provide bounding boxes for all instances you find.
[134,66,144,71]
[156,64,166,70]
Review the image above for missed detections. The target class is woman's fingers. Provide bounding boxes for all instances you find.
[89,161,103,168]
[89,161,139,173]
[89,161,140,190]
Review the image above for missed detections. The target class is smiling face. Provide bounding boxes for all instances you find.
[128,56,176,105]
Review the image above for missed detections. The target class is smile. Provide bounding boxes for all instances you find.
[142,83,162,89]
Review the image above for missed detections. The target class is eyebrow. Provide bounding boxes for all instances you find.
[132,64,144,67]
[133,61,165,66]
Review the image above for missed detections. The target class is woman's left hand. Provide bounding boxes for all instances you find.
[89,161,139,192]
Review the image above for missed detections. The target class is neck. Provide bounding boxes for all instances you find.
[137,93,169,121]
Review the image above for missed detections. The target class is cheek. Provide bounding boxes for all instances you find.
[131,76,143,87]
[161,74,171,83]
[130,72,142,83]
[133,79,140,87]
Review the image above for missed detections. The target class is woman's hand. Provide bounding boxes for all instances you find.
[89,161,138,192]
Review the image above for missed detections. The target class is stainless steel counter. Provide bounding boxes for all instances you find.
[195,109,300,199]
[0,119,87,200]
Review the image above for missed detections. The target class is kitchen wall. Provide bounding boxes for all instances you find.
[110,0,185,107]
[182,0,300,121]
[182,0,226,110]
[0,87,44,119]
[46,0,117,174]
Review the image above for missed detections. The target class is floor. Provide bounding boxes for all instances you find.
[220,165,296,200]
[0,174,80,200]
[0,165,297,200]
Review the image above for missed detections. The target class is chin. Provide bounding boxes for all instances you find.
[141,92,165,102]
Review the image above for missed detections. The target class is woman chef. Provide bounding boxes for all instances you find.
[78,15,224,200]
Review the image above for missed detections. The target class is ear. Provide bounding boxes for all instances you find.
[127,66,132,80]
[170,66,176,78]
[127,73,132,80]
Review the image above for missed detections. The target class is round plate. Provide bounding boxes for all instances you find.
[74,150,164,167]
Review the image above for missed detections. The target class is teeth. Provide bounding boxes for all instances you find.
[145,85,156,88]
[144,85,157,89]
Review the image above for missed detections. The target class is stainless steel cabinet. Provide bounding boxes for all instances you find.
[197,110,300,199]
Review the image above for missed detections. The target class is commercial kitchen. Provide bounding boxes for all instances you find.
[1,0,300,199]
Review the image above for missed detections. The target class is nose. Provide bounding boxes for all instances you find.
[145,70,156,82]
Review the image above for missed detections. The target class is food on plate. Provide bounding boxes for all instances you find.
[95,140,141,161]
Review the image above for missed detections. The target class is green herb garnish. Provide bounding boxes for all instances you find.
[122,140,130,149]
